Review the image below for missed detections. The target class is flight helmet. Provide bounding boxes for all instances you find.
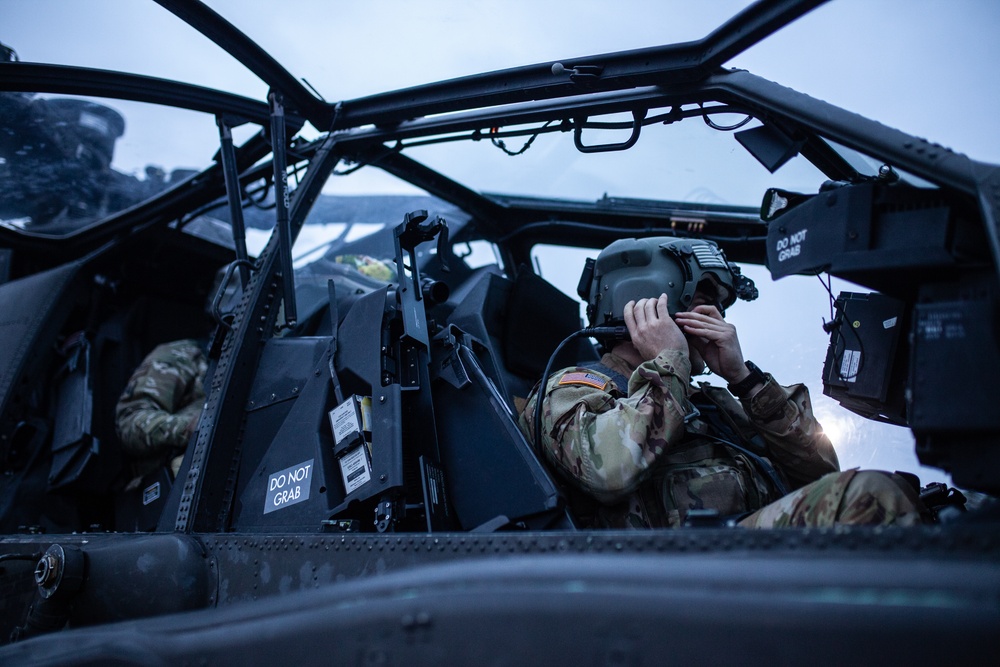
[579,236,758,326]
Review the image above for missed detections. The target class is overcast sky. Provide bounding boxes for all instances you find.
[4,0,998,484]
[4,0,999,170]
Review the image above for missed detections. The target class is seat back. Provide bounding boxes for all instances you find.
[448,268,598,408]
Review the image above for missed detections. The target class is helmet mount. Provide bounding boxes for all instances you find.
[580,237,757,327]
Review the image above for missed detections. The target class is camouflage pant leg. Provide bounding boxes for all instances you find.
[738,469,927,529]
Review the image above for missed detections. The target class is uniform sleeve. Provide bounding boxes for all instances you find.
[519,350,692,504]
[740,376,840,488]
[115,340,207,459]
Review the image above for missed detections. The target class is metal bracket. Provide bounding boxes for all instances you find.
[375,495,399,533]
[212,259,254,328]
[550,62,604,85]
[268,91,297,329]
[216,115,252,289]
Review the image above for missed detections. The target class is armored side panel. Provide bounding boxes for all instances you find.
[231,337,337,531]
[0,263,83,529]
[911,277,1000,493]
[0,263,82,437]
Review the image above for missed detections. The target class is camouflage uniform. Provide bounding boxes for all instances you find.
[115,339,207,480]
[519,349,926,529]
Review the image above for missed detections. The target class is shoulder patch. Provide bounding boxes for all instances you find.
[558,371,609,390]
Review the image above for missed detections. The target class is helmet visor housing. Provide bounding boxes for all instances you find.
[585,237,742,325]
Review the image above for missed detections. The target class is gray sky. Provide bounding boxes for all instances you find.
[4,0,999,170]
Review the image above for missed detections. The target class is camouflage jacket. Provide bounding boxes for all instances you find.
[115,339,207,467]
[518,350,839,528]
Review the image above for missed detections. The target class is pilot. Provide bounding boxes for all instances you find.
[113,263,252,489]
[519,237,927,529]
[115,339,207,488]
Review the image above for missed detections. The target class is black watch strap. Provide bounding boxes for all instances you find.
[728,360,767,398]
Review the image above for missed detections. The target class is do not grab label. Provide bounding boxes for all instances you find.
[263,459,313,514]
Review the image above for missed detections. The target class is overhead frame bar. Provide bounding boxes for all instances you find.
[330,0,829,130]
[0,62,279,126]
[153,0,330,127]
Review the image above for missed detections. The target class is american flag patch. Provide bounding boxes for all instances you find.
[558,372,608,390]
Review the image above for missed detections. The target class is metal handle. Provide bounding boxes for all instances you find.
[573,109,645,153]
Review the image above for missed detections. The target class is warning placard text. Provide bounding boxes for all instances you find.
[263,459,314,514]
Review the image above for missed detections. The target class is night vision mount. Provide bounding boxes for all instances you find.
[578,236,758,328]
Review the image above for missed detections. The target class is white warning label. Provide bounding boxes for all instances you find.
[142,482,161,506]
[839,349,860,383]
[339,446,371,495]
[773,229,808,263]
[263,459,313,514]
[330,399,362,446]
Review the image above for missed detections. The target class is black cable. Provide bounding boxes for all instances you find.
[247,178,273,208]
[490,121,554,156]
[817,274,865,382]
[393,104,756,152]
[705,432,788,499]
[177,173,283,226]
[822,273,835,323]
[701,103,753,131]
[332,158,367,176]
[688,403,790,499]
[532,327,628,454]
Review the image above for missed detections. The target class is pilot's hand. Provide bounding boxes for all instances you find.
[673,305,748,383]
[623,294,687,361]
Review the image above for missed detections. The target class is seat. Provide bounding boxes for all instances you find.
[447,267,598,410]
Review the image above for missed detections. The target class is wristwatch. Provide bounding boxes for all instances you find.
[727,360,767,398]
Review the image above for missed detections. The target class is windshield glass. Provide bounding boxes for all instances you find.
[0,91,258,236]
[5,1,996,239]
[6,0,997,164]
[406,112,827,208]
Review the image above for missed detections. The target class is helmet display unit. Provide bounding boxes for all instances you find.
[578,237,758,326]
